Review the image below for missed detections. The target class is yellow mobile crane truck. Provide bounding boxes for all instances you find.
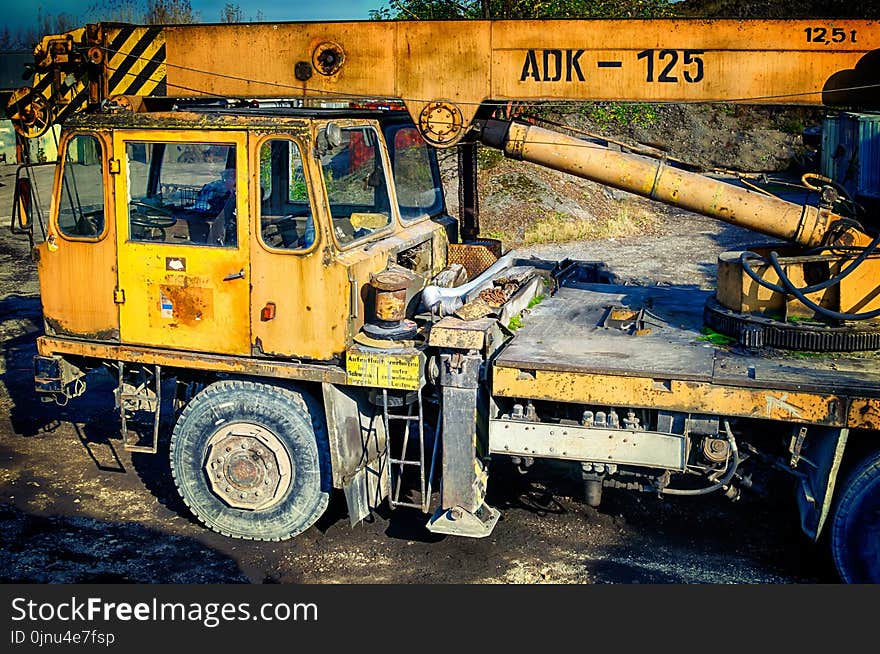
[6,19,880,581]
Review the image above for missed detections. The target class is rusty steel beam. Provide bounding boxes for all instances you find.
[37,336,347,384]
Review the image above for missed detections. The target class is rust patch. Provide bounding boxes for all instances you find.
[159,285,213,326]
[44,316,119,341]
[849,399,880,430]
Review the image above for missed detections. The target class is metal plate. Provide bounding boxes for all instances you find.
[346,346,422,390]
[489,419,688,471]
[495,282,716,381]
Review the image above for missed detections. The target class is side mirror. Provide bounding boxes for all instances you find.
[315,122,345,156]
[11,175,33,234]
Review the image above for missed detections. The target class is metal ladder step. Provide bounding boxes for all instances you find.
[381,387,437,513]
[117,362,162,454]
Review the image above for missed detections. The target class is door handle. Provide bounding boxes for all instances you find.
[223,269,245,281]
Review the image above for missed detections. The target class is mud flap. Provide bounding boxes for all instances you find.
[343,454,390,527]
[322,383,389,526]
[797,427,848,541]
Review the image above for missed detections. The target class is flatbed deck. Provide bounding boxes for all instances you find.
[492,277,880,429]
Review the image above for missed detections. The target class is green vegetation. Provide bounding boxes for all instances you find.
[370,0,672,20]
[776,115,806,136]
[698,327,736,345]
[507,315,524,331]
[527,294,545,309]
[477,146,505,171]
[581,102,659,130]
[521,205,657,246]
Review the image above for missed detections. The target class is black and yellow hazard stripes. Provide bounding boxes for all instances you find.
[7,25,168,138]
[104,25,167,99]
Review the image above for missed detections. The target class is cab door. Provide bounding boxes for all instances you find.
[113,130,250,355]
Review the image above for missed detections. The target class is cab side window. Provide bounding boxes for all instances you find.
[57,135,105,238]
[318,126,392,245]
[258,139,315,251]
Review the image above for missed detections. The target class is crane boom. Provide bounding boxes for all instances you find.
[7,19,880,142]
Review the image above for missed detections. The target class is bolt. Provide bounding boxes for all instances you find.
[450,508,462,520]
[264,479,270,485]
[225,446,232,452]
[225,486,232,492]
[239,493,246,499]
[254,490,261,497]
[210,462,216,469]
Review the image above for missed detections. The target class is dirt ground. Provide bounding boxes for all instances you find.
[0,160,839,584]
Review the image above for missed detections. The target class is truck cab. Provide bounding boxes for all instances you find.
[35,107,452,362]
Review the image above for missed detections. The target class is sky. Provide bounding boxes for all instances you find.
[8,0,384,32]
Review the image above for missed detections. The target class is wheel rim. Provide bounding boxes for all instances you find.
[204,422,294,511]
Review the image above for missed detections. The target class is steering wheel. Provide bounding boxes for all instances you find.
[129,201,177,229]
[74,208,105,236]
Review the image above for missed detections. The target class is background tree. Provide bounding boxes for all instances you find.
[144,0,195,24]
[370,0,672,20]
[221,3,244,23]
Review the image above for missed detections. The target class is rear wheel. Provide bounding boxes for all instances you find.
[830,449,880,583]
[169,380,330,541]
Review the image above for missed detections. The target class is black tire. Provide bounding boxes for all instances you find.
[830,449,880,583]
[169,380,330,541]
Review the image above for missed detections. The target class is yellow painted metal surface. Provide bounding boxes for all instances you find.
[105,25,167,98]
[36,131,119,339]
[163,20,878,143]
[37,336,346,384]
[10,20,879,140]
[346,346,422,391]
[848,399,880,431]
[113,129,251,356]
[248,122,446,361]
[716,250,880,316]
[492,366,850,427]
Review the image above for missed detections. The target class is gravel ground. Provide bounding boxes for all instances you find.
[0,162,837,583]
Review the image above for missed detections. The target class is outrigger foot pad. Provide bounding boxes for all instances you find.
[427,503,500,538]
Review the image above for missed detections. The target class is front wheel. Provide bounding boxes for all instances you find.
[169,380,330,541]
[830,449,880,583]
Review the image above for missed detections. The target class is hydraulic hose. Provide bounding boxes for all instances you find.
[739,230,880,296]
[767,250,880,321]
[737,230,880,321]
[660,420,739,496]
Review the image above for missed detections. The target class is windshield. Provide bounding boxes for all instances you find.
[383,123,445,221]
[318,125,392,245]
